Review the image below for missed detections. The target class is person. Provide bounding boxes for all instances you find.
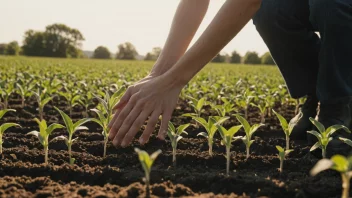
[107,0,352,153]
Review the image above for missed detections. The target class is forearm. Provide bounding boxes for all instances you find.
[151,0,209,76]
[164,0,261,85]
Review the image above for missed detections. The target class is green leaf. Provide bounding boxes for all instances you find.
[235,114,250,133]
[197,132,209,138]
[73,118,92,131]
[91,118,104,128]
[272,110,288,132]
[276,145,284,153]
[331,155,349,173]
[310,159,334,176]
[90,109,107,124]
[168,122,176,133]
[150,149,162,161]
[47,123,65,135]
[310,142,321,151]
[177,124,190,136]
[51,135,69,146]
[228,125,242,137]
[55,107,74,133]
[196,98,205,111]
[216,125,227,139]
[0,109,16,120]
[339,137,352,147]
[307,130,322,140]
[326,125,351,136]
[176,136,183,143]
[249,124,264,135]
[309,118,325,133]
[41,97,53,107]
[193,117,208,129]
[0,123,20,134]
[93,93,108,113]
[182,113,197,117]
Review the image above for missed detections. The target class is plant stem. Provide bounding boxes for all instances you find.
[145,172,150,198]
[172,147,176,167]
[21,97,25,108]
[244,108,248,120]
[103,138,108,158]
[342,174,350,198]
[226,146,230,176]
[322,148,326,159]
[4,99,8,110]
[260,113,265,124]
[0,143,3,154]
[208,139,213,156]
[39,107,43,120]
[44,146,48,165]
[246,145,250,159]
[68,144,72,164]
[279,159,283,173]
[286,135,290,150]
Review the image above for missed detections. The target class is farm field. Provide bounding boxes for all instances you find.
[0,56,347,198]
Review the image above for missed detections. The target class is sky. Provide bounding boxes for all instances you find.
[0,0,268,56]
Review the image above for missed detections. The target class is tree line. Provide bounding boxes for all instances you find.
[0,23,275,65]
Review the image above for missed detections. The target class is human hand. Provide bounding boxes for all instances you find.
[108,74,183,147]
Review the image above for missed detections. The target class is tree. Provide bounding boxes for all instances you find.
[230,51,241,63]
[0,44,7,55]
[144,47,162,61]
[212,53,226,63]
[22,23,85,58]
[243,51,261,65]
[93,46,111,59]
[116,42,138,60]
[261,52,275,65]
[6,41,20,56]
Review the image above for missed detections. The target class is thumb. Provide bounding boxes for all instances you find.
[157,111,172,140]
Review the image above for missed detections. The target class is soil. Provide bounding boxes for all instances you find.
[0,95,347,198]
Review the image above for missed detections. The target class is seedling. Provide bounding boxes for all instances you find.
[27,118,64,165]
[276,145,293,173]
[235,114,264,159]
[251,98,268,123]
[195,116,229,156]
[54,107,91,164]
[32,89,53,120]
[0,82,14,110]
[0,109,20,154]
[216,125,242,176]
[182,96,206,127]
[167,122,189,166]
[272,109,301,150]
[310,155,352,198]
[91,108,111,157]
[235,89,254,119]
[212,98,237,117]
[16,83,35,108]
[308,117,350,158]
[135,148,162,198]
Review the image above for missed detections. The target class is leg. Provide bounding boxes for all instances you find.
[253,0,321,99]
[309,0,352,103]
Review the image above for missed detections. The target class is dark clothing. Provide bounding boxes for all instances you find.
[253,0,352,104]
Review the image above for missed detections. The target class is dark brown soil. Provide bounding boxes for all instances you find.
[0,96,347,198]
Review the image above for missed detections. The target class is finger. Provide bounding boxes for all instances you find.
[139,110,161,145]
[113,88,132,110]
[109,101,135,143]
[108,103,126,137]
[157,110,172,140]
[112,103,143,147]
[120,109,153,147]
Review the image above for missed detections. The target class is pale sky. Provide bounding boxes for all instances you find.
[0,0,268,56]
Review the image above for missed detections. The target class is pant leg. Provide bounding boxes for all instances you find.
[253,0,321,99]
[309,0,352,104]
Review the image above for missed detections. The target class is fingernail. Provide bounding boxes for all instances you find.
[139,138,144,145]
[121,141,127,148]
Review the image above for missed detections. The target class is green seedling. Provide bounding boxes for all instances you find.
[212,98,237,117]
[32,89,53,120]
[16,83,35,108]
[195,116,229,156]
[54,107,91,164]
[0,82,14,110]
[167,122,189,166]
[182,96,206,127]
[251,99,268,124]
[276,145,293,173]
[0,109,20,154]
[235,114,264,159]
[310,155,352,198]
[308,117,350,158]
[27,118,64,165]
[135,148,162,198]
[216,125,242,176]
[272,109,301,150]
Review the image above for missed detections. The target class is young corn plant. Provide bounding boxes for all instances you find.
[0,109,20,154]
[216,125,242,176]
[59,90,81,117]
[235,114,265,159]
[54,107,91,164]
[310,155,352,198]
[135,148,162,198]
[276,145,293,173]
[91,89,124,157]
[16,83,35,108]
[251,101,268,124]
[212,98,237,117]
[182,96,206,127]
[32,89,53,120]
[27,118,64,165]
[308,117,351,158]
[195,116,229,156]
[0,82,15,110]
[235,92,254,120]
[272,109,302,150]
[167,122,189,166]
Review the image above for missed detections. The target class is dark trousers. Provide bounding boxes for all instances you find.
[253,0,352,104]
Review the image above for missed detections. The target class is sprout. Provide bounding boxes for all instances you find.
[235,114,264,159]
[182,96,206,127]
[32,89,53,120]
[212,98,237,117]
[0,109,21,154]
[16,83,35,108]
[27,118,64,165]
[167,122,189,166]
[308,117,350,158]
[310,155,352,198]
[272,109,301,150]
[216,125,242,176]
[91,89,124,157]
[235,89,254,119]
[135,148,162,198]
[0,82,14,110]
[276,145,293,173]
[195,116,229,156]
[54,107,91,164]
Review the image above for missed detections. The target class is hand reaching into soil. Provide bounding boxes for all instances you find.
[108,74,183,147]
